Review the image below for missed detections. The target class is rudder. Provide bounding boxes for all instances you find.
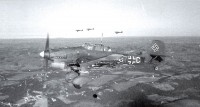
[148,40,166,63]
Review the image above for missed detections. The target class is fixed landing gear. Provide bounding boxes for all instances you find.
[65,71,79,82]
[65,63,81,82]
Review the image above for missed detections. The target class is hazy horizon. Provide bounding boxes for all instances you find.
[1,35,200,39]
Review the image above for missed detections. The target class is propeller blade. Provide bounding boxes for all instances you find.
[44,33,50,59]
[43,33,50,72]
[45,33,49,52]
[45,58,48,71]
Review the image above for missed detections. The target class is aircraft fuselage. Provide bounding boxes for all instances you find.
[49,46,113,64]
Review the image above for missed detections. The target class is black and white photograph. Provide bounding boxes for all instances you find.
[0,0,200,107]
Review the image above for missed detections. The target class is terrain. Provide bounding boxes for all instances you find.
[0,36,200,107]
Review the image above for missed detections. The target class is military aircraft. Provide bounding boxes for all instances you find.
[87,28,94,31]
[39,34,166,89]
[76,29,83,32]
[115,31,123,34]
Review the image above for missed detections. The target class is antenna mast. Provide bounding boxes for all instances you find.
[101,33,103,45]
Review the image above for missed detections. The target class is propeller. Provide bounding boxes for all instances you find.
[44,34,50,71]
[40,33,51,71]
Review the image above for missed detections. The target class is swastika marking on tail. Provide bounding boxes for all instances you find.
[151,43,159,52]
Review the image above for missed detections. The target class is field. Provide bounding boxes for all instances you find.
[0,36,200,107]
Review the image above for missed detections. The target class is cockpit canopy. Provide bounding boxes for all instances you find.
[82,43,112,52]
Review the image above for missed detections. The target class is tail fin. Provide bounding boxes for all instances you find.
[148,40,166,63]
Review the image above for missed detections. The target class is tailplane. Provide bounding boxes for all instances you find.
[148,40,166,63]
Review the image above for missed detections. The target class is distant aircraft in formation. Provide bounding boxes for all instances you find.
[87,28,94,31]
[76,29,83,32]
[115,31,123,34]
[39,34,166,89]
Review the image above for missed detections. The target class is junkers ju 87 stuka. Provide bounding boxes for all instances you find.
[39,34,166,89]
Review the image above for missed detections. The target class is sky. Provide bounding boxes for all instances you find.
[0,0,200,38]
